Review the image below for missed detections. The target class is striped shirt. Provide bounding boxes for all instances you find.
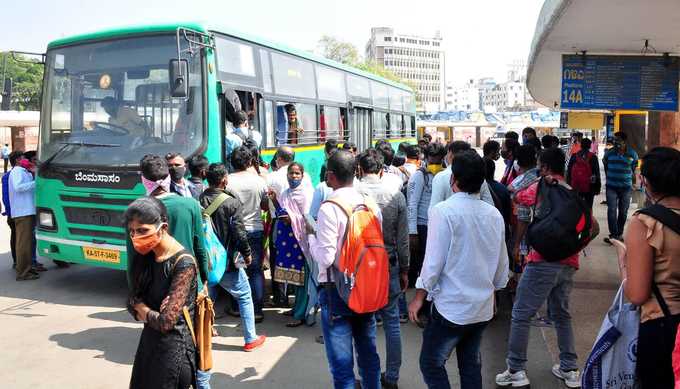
[603,148,638,188]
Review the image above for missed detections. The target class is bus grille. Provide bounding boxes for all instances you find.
[63,207,125,228]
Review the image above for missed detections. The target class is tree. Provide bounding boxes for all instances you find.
[0,52,44,111]
[316,35,359,66]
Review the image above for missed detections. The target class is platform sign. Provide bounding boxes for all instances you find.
[561,55,679,111]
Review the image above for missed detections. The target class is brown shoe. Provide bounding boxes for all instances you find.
[17,273,40,281]
[32,264,48,272]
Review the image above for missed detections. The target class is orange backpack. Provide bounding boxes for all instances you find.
[324,196,389,314]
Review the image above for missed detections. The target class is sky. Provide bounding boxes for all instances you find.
[1,0,544,85]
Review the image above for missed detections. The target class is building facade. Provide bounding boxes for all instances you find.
[366,27,445,113]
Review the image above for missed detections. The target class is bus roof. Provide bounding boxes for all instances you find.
[47,22,414,94]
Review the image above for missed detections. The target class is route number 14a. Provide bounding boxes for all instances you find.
[562,89,583,104]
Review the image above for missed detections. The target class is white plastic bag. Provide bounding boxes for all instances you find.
[582,284,640,389]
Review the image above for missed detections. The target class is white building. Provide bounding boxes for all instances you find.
[366,27,446,113]
[482,81,528,112]
[446,79,479,111]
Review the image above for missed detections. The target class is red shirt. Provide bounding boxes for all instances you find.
[515,176,580,269]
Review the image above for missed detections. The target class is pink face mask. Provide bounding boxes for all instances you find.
[141,175,171,195]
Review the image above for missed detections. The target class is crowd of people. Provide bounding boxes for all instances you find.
[7,112,680,388]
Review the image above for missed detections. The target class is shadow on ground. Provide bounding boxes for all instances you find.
[49,326,140,365]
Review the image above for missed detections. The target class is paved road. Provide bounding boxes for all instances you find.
[0,197,624,388]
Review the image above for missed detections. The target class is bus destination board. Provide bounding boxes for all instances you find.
[561,55,679,111]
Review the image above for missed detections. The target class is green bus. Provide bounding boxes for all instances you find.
[34,23,416,270]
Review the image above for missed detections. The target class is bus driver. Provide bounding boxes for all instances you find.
[101,97,148,138]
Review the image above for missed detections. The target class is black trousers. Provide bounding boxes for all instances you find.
[408,224,428,288]
[578,192,595,210]
[637,313,680,388]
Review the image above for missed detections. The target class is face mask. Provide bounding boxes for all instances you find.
[169,166,186,182]
[141,175,171,195]
[426,163,444,175]
[288,178,302,189]
[131,224,164,255]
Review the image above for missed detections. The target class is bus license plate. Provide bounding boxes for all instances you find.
[83,247,120,264]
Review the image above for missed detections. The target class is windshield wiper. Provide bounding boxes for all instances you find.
[40,141,121,170]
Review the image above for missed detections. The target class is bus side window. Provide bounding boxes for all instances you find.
[275,102,316,145]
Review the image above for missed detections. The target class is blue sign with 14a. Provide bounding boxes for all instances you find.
[561,55,679,111]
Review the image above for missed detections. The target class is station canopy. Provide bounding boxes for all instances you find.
[527,0,680,109]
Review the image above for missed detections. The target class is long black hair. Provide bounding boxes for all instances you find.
[124,197,168,297]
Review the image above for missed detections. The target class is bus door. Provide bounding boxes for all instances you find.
[352,107,372,151]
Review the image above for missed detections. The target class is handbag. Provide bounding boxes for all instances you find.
[183,291,214,372]
[582,284,640,389]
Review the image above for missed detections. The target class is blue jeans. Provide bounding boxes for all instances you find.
[605,186,632,237]
[398,293,407,316]
[419,305,488,389]
[379,270,403,384]
[196,369,211,389]
[246,231,265,315]
[319,287,381,389]
[506,261,578,372]
[219,268,258,344]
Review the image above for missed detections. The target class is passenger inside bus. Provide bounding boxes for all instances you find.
[285,104,303,145]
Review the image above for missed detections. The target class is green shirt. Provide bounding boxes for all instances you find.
[126,194,209,291]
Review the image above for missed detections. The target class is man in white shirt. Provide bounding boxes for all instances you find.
[9,160,38,281]
[409,150,509,389]
[429,141,495,210]
[308,150,382,389]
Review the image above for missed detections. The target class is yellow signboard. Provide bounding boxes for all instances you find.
[567,112,604,130]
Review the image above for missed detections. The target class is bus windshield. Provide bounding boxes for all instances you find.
[40,35,204,167]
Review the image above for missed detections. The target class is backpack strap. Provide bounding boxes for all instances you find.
[635,204,680,319]
[183,307,197,346]
[636,204,680,236]
[203,192,229,217]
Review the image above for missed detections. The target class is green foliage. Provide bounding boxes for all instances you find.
[317,35,359,66]
[0,52,44,111]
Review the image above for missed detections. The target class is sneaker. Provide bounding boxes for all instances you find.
[243,335,266,352]
[603,236,613,245]
[399,314,408,324]
[495,369,530,388]
[552,365,580,388]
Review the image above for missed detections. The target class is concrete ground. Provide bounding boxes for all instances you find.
[0,194,628,388]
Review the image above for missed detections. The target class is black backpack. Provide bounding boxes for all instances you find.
[526,177,592,261]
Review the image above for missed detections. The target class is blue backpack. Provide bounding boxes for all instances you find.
[202,193,229,286]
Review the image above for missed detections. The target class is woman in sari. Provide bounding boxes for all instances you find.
[269,162,316,327]
[126,197,198,389]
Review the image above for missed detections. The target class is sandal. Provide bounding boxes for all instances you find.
[285,320,304,328]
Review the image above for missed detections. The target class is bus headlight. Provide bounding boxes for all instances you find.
[38,209,57,231]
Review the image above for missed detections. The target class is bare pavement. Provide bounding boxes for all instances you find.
[0,198,625,388]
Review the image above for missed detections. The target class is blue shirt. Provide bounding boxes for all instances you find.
[2,170,11,217]
[603,148,638,188]
[8,166,35,218]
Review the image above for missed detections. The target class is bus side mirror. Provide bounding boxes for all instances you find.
[169,59,189,98]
